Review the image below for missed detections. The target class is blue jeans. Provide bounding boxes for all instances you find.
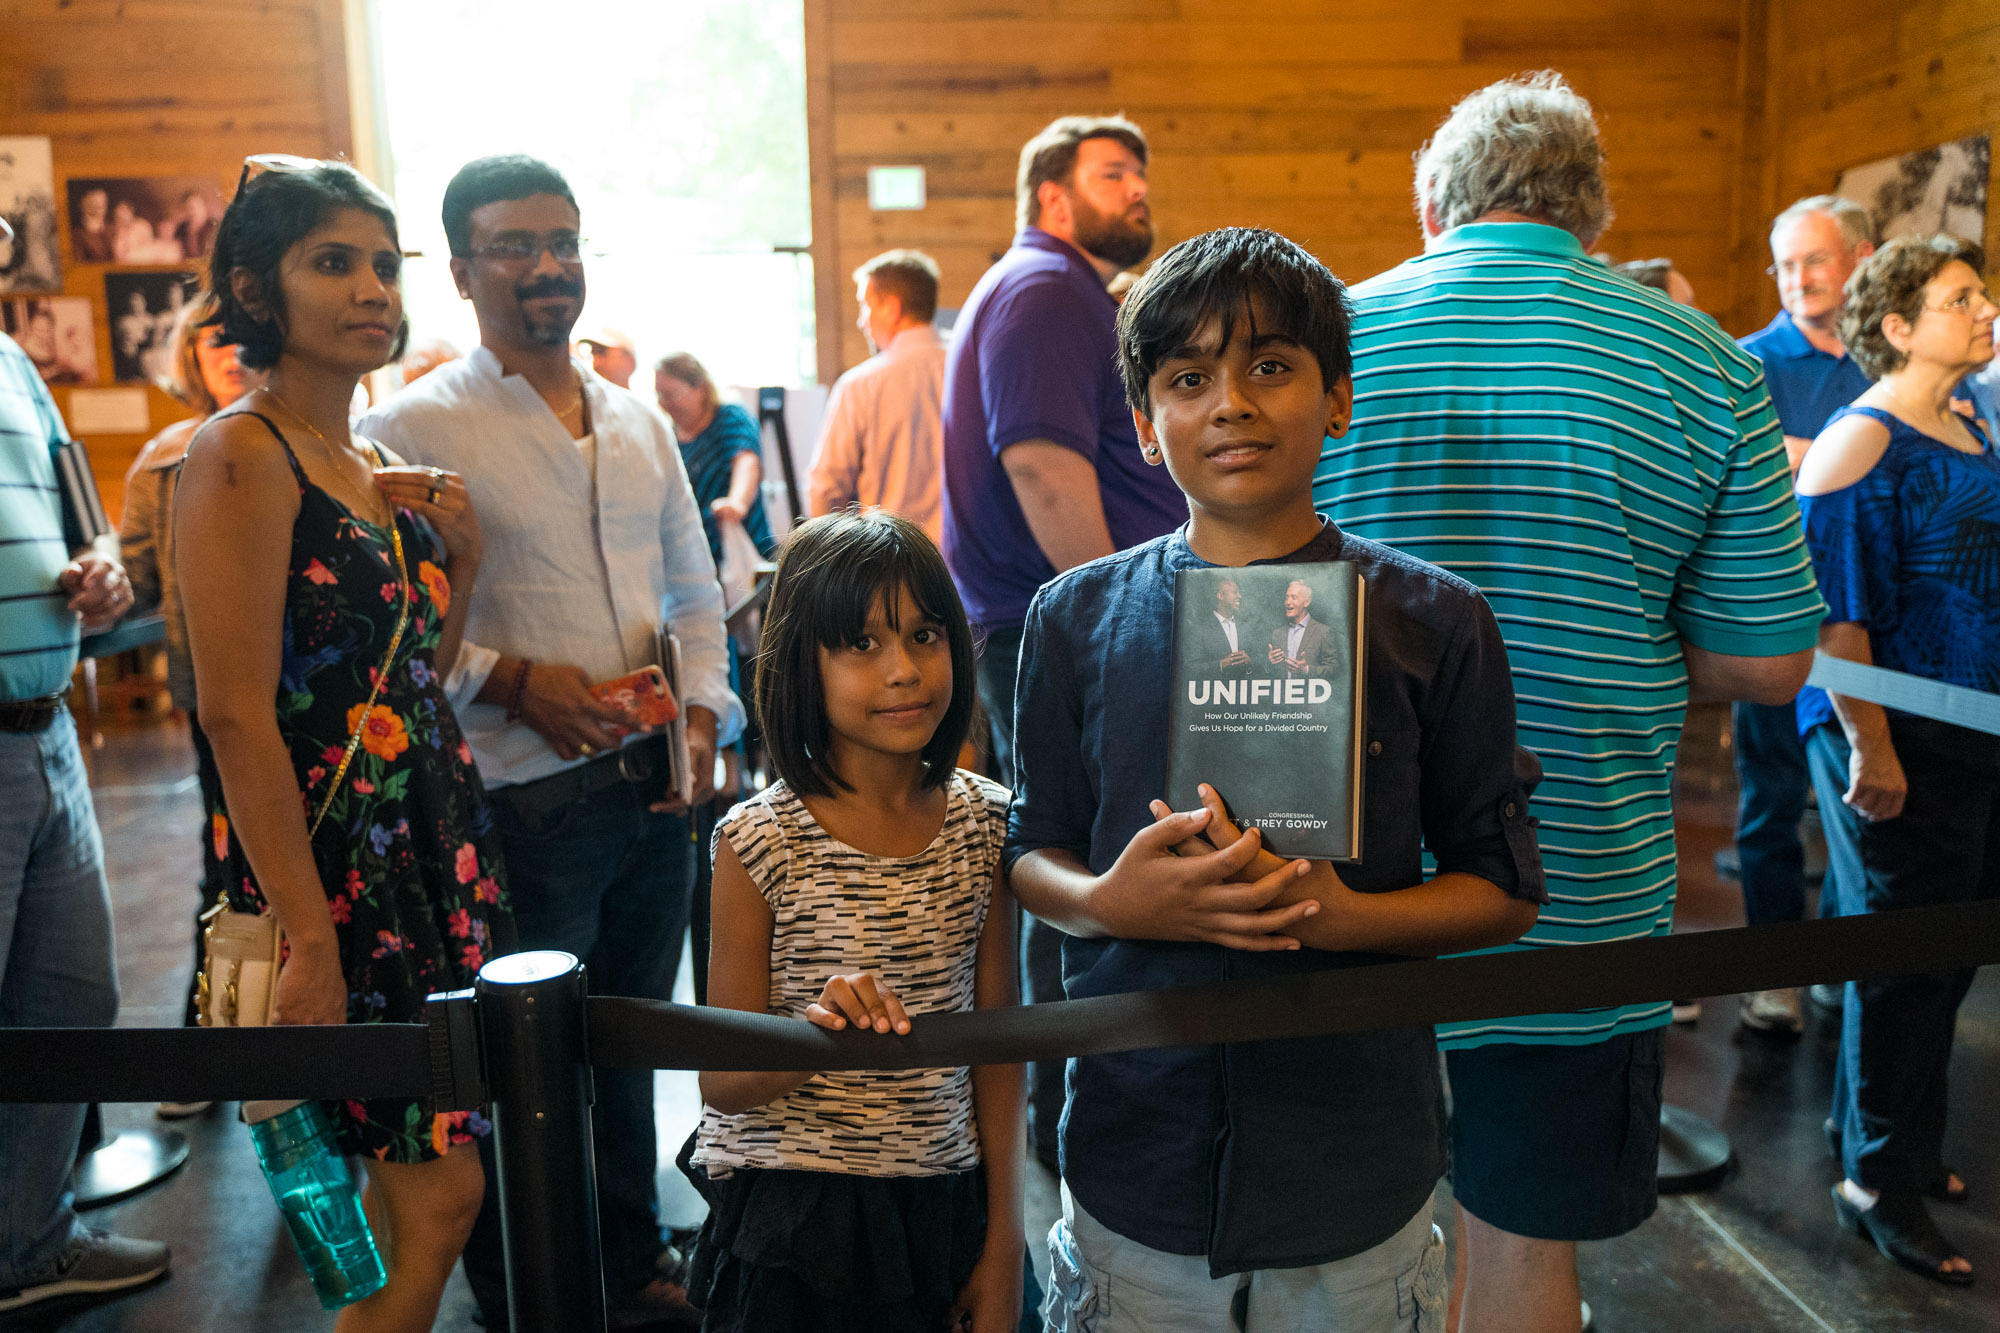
[462,782,695,1320]
[1804,724,1864,919]
[0,709,119,1289]
[1731,700,1813,925]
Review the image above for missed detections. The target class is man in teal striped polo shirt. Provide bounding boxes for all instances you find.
[0,311,168,1316]
[1312,75,1823,1333]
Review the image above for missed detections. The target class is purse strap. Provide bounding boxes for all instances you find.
[308,515,412,839]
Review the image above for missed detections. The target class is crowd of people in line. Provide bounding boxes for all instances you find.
[0,66,1995,1333]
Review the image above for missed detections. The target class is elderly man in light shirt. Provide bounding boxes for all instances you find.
[807,249,948,541]
[356,154,733,1331]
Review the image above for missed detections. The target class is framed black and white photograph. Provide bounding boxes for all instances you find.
[66,175,225,266]
[0,136,63,294]
[104,269,198,385]
[1834,133,1991,247]
[2,295,99,386]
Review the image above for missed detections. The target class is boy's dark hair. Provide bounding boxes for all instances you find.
[1115,227,1354,414]
[754,511,977,798]
[208,159,405,371]
[1017,115,1148,231]
[441,155,578,258]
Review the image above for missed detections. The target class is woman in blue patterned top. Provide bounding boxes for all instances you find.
[1796,233,1998,1286]
[653,350,777,566]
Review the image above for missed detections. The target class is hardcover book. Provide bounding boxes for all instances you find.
[1166,562,1367,861]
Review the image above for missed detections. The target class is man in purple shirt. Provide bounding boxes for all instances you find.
[942,114,1185,785]
[941,114,1185,1168]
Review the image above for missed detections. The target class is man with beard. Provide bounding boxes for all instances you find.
[356,155,736,1331]
[940,114,1183,1172]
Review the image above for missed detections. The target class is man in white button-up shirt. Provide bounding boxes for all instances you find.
[357,155,733,1329]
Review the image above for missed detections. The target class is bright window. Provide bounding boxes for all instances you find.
[369,0,814,388]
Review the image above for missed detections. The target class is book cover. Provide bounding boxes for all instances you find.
[1166,562,1366,861]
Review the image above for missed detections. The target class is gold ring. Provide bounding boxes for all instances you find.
[578,743,594,756]
[427,484,442,503]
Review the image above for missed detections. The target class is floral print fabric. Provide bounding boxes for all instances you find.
[200,413,511,1164]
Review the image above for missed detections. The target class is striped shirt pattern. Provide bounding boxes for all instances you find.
[693,770,1008,1177]
[0,334,77,699]
[1312,223,1824,1048]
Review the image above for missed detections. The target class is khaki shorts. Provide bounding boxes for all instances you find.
[1042,1185,1445,1332]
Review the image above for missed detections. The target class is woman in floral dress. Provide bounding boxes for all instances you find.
[176,159,509,1332]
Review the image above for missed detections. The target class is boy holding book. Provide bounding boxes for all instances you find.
[1007,227,1545,1329]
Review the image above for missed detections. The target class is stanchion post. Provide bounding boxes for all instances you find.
[476,951,606,1333]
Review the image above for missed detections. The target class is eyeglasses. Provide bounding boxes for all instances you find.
[1766,252,1837,278]
[1923,288,1996,316]
[466,232,587,266]
[237,152,320,192]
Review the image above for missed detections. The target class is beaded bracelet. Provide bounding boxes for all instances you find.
[504,658,534,723]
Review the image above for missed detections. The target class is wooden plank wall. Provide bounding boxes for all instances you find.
[1732,0,2000,334]
[804,0,1753,382]
[0,0,354,521]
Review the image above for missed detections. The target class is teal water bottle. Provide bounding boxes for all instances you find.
[244,1099,387,1310]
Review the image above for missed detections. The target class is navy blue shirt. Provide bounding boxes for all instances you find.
[939,228,1186,629]
[1738,311,1872,440]
[1006,520,1545,1272]
[1797,406,2000,738]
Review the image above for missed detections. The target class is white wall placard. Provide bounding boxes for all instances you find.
[63,387,151,435]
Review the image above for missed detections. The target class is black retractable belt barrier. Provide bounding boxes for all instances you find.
[5,899,1999,1101]
[0,1022,430,1104]
[4,900,2000,1333]
[586,897,2000,1073]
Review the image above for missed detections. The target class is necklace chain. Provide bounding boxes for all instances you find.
[545,370,584,421]
[263,388,391,526]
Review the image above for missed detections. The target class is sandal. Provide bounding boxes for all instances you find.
[1831,1185,1974,1286]
[1822,1119,1968,1203]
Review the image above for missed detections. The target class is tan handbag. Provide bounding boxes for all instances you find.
[197,519,411,1028]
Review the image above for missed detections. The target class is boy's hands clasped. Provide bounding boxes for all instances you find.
[1090,803,1318,950]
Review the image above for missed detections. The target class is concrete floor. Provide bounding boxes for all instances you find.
[7,706,1998,1331]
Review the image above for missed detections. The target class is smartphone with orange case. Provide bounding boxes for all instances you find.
[590,665,679,736]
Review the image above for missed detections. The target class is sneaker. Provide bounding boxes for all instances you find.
[1809,982,1845,1014]
[1671,998,1702,1024]
[1739,987,1804,1036]
[155,1100,213,1120]
[0,1228,169,1314]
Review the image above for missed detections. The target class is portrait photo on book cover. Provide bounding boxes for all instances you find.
[1168,562,1367,862]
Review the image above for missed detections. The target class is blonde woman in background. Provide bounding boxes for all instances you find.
[118,292,262,1104]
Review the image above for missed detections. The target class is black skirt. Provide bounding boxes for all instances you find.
[676,1135,988,1333]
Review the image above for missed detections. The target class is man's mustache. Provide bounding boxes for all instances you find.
[516,278,582,301]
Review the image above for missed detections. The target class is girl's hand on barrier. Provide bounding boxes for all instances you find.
[806,972,911,1034]
[272,937,349,1026]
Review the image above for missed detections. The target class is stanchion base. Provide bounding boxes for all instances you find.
[75,1129,190,1210]
[1657,1103,1732,1194]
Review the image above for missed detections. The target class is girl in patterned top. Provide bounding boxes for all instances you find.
[682,511,1025,1331]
